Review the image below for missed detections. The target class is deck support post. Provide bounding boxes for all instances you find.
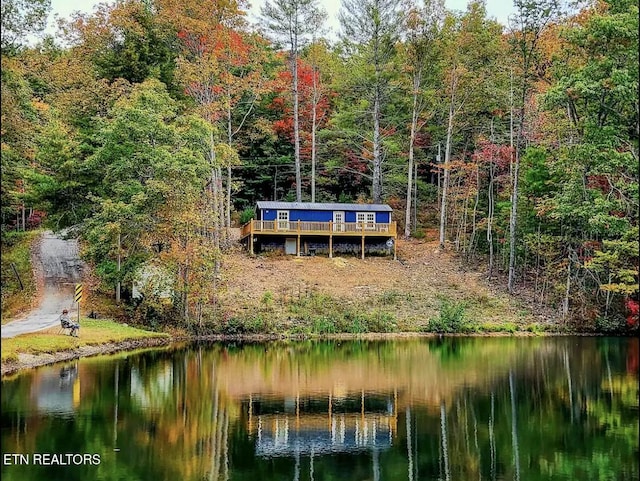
[361,222,365,260]
[329,221,333,258]
[249,221,254,255]
[394,236,397,261]
[297,220,301,257]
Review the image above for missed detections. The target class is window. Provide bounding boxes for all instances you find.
[356,212,376,230]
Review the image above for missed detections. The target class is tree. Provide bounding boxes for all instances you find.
[217,30,274,228]
[261,0,326,202]
[83,79,211,319]
[304,39,335,202]
[401,0,444,238]
[1,0,51,52]
[507,0,562,293]
[339,0,402,203]
[157,0,247,251]
[68,0,178,92]
[437,1,506,249]
[270,56,332,199]
[540,0,638,322]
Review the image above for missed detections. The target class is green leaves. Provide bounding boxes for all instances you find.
[82,79,211,295]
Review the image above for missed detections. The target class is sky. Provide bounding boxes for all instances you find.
[46,0,517,38]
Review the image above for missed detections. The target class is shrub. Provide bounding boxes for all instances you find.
[261,291,274,309]
[412,229,426,239]
[367,311,397,332]
[312,317,337,334]
[525,323,544,334]
[239,208,255,225]
[595,316,628,333]
[427,299,475,333]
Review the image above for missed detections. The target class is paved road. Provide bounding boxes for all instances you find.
[1,231,84,338]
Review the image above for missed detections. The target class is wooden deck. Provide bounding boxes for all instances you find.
[240,220,397,238]
[240,220,397,259]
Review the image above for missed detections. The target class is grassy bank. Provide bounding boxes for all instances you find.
[1,230,40,322]
[1,318,169,363]
[185,290,557,336]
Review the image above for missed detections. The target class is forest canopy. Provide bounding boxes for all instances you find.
[1,0,637,331]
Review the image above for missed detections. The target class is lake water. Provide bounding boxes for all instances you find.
[1,337,638,481]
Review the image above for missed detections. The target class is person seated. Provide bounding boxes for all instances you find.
[60,309,80,337]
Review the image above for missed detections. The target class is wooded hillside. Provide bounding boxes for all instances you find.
[1,0,637,331]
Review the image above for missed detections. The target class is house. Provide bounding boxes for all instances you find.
[240,201,397,259]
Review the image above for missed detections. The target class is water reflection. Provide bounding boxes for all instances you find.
[1,337,638,481]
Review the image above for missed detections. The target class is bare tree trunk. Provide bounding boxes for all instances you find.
[508,146,521,293]
[439,86,455,249]
[311,63,320,203]
[116,231,121,304]
[507,68,519,292]
[457,178,470,253]
[562,258,571,320]
[226,105,233,231]
[291,41,302,202]
[487,160,495,277]
[468,165,480,259]
[372,86,382,203]
[405,73,420,238]
[534,223,541,300]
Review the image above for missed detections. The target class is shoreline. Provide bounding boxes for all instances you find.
[1,330,613,377]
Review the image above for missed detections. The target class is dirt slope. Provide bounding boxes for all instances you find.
[220,238,547,328]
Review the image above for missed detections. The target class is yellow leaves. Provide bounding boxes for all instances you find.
[214,143,240,167]
[600,283,638,295]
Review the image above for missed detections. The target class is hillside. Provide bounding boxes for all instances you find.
[217,238,551,332]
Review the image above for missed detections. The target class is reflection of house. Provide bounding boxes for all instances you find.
[240,202,397,259]
[247,391,397,457]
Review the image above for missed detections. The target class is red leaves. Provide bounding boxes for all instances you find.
[268,58,332,154]
[626,298,639,328]
[472,140,513,172]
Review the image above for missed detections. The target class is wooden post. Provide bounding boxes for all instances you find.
[249,221,254,255]
[361,221,365,260]
[329,221,333,258]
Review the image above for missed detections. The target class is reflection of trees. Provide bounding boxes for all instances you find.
[418,338,638,481]
[0,338,637,481]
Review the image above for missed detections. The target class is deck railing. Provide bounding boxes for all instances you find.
[241,220,397,238]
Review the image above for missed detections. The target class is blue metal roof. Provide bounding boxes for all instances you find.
[256,201,392,212]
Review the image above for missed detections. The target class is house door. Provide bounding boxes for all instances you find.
[285,238,297,255]
[333,211,345,231]
[277,210,290,230]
